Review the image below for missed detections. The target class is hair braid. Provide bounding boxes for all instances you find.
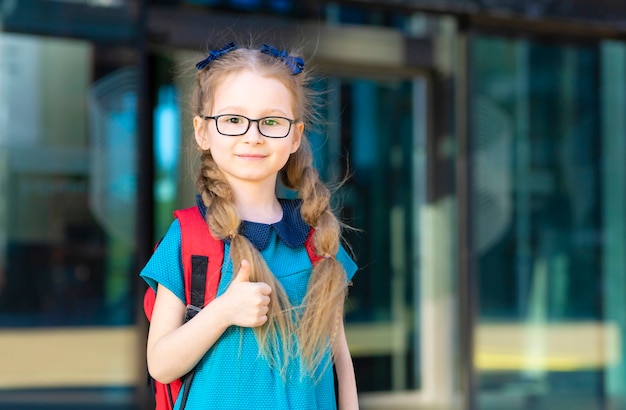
[282,147,349,375]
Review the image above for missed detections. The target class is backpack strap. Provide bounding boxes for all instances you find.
[304,228,323,266]
[173,206,224,318]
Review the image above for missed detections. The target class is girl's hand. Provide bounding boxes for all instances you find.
[146,261,270,383]
[219,259,271,328]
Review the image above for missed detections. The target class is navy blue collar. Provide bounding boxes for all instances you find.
[195,195,310,250]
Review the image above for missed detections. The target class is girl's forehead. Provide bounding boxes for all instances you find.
[211,69,296,114]
[217,69,287,90]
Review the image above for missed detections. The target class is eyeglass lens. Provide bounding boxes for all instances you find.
[215,115,291,138]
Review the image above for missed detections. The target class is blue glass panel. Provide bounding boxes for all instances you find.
[471,34,626,409]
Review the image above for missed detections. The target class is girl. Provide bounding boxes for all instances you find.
[141,41,359,409]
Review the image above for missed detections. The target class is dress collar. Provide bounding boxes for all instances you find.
[195,195,310,250]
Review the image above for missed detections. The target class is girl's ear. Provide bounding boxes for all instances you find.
[291,122,304,153]
[194,115,210,150]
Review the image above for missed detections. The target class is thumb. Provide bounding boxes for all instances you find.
[233,259,251,283]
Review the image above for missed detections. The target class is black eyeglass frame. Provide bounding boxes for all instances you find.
[202,114,297,139]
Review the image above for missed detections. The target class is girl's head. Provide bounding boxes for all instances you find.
[191,42,322,193]
[193,65,303,189]
[191,41,348,377]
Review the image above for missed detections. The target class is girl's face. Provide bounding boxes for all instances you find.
[194,69,303,189]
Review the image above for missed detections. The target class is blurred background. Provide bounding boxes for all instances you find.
[0,0,625,409]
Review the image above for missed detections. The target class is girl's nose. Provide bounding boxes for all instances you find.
[241,122,264,144]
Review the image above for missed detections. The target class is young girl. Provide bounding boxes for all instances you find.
[140,41,359,409]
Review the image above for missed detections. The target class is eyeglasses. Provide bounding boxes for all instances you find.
[203,114,296,139]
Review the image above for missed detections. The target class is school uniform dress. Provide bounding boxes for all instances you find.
[141,197,358,410]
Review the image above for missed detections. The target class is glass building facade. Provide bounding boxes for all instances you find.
[0,1,624,409]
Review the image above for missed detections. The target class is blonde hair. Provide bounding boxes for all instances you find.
[191,42,348,376]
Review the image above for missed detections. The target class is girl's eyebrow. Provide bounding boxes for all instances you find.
[214,107,291,117]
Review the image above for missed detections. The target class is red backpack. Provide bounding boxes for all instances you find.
[143,205,321,410]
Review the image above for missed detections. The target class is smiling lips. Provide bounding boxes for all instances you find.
[236,153,267,160]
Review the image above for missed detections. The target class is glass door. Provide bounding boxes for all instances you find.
[324,76,421,392]
[0,30,140,410]
[469,35,626,409]
[319,73,458,408]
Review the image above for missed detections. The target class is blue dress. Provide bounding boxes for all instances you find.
[141,198,358,410]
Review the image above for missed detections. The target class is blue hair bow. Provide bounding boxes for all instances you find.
[195,42,238,70]
[260,44,304,75]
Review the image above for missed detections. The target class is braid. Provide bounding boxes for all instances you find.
[283,145,349,375]
[196,151,237,236]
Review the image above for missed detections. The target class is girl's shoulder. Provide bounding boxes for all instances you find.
[139,219,185,300]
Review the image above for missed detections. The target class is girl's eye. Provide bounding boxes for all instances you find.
[225,116,243,124]
[262,118,281,127]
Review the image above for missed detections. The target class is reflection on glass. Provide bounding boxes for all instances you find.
[88,67,138,323]
[154,84,181,237]
[0,33,137,328]
[471,36,626,409]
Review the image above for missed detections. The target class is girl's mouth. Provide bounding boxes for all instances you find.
[237,154,266,160]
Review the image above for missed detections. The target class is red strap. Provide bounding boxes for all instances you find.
[174,207,224,306]
[304,228,323,266]
[143,289,156,322]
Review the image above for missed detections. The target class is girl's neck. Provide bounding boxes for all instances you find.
[229,181,282,224]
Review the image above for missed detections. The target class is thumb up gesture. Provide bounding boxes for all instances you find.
[219,260,272,328]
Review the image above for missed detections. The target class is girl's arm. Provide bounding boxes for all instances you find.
[146,260,271,383]
[333,319,359,410]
